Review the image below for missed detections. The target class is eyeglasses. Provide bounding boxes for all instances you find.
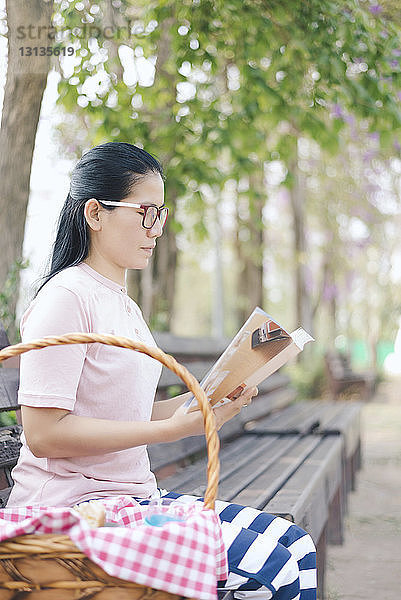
[92,199,169,229]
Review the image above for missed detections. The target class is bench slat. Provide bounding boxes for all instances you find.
[150,387,296,473]
[229,435,321,508]
[159,434,322,512]
[246,400,350,435]
[319,402,362,459]
[245,401,322,435]
[264,436,343,542]
[160,435,284,498]
[215,388,296,442]
[219,435,303,503]
[239,387,296,423]
[157,435,260,492]
[149,435,207,472]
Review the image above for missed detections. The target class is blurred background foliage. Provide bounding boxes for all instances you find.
[2,0,401,396]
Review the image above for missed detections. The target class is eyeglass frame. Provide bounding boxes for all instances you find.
[88,198,169,230]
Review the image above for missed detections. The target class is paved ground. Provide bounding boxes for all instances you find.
[326,378,401,599]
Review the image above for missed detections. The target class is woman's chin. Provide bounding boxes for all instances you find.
[127,257,150,270]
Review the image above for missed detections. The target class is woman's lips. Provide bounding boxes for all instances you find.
[142,247,154,255]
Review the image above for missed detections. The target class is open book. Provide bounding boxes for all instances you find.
[184,307,314,412]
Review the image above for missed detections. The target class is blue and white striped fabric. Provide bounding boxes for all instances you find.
[138,491,317,600]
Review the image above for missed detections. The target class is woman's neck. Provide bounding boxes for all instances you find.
[82,257,126,288]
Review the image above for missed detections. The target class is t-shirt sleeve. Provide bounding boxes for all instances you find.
[18,284,90,410]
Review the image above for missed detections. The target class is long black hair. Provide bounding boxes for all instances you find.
[33,142,164,298]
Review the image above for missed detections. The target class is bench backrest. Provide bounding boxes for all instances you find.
[325,350,362,380]
[0,323,9,351]
[0,322,20,415]
[0,322,20,370]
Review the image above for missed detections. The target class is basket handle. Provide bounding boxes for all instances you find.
[0,332,220,510]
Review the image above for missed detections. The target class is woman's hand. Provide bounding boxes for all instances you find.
[213,386,258,430]
[168,386,258,440]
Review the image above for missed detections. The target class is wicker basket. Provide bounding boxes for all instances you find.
[0,332,220,599]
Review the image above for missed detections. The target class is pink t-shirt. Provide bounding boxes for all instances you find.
[7,262,162,507]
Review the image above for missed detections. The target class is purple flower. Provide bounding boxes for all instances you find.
[394,140,401,152]
[366,182,380,194]
[355,239,370,249]
[331,103,343,118]
[277,188,290,206]
[363,150,376,162]
[392,49,401,57]
[346,273,355,292]
[397,91,401,101]
[369,4,383,14]
[305,267,314,294]
[323,283,338,302]
[361,209,375,224]
[390,59,399,69]
[344,114,356,126]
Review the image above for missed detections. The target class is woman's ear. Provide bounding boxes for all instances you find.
[84,199,103,231]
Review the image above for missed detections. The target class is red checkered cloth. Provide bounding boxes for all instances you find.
[0,496,228,600]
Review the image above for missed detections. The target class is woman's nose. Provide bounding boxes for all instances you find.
[148,217,163,238]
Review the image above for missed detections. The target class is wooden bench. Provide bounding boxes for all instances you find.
[151,419,348,598]
[324,350,375,401]
[0,324,363,599]
[149,334,363,598]
[245,399,363,518]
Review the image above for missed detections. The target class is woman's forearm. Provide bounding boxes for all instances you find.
[23,408,180,459]
[151,391,192,420]
[22,387,258,460]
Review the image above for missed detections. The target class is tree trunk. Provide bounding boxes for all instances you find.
[0,0,53,340]
[125,13,179,330]
[289,144,313,335]
[247,170,265,312]
[212,197,224,338]
[235,171,265,326]
[102,0,145,309]
[151,196,178,330]
[329,285,337,345]
[101,0,124,80]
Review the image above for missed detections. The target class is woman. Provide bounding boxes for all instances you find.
[7,142,316,600]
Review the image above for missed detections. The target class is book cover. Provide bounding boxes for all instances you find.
[184,307,314,412]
